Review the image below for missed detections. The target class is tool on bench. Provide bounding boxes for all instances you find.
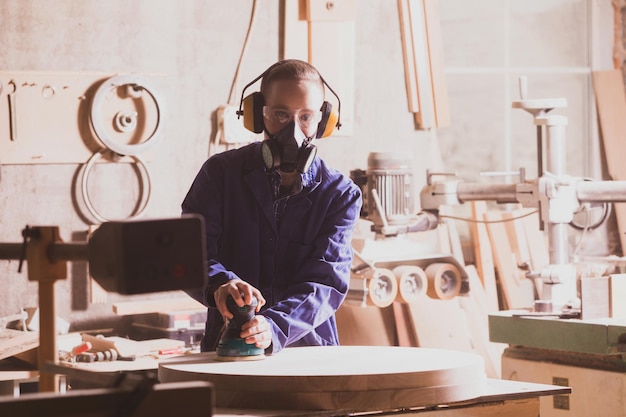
[215,294,265,361]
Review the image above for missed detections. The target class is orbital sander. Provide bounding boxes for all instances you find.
[215,294,265,361]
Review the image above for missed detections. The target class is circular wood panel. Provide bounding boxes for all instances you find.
[159,346,486,411]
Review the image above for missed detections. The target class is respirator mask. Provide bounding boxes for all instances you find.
[261,121,317,174]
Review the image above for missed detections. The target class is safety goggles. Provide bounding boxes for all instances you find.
[262,106,322,129]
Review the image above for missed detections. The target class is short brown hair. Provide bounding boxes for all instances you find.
[260,59,324,96]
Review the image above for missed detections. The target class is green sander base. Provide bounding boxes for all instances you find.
[216,338,265,361]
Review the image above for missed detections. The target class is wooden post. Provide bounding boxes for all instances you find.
[25,226,67,393]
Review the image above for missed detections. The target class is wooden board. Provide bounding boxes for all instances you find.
[468,201,499,312]
[484,210,535,310]
[112,296,205,315]
[335,303,396,346]
[159,346,486,411]
[406,296,473,351]
[458,265,507,379]
[0,329,39,361]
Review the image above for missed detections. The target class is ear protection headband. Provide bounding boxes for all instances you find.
[236,61,342,139]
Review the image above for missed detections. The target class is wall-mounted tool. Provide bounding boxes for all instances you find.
[215,294,265,361]
[89,74,164,156]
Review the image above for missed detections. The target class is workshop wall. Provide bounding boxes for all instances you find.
[0,0,439,331]
[0,1,611,333]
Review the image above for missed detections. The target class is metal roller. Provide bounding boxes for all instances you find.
[364,268,398,308]
[392,265,428,304]
[424,262,462,300]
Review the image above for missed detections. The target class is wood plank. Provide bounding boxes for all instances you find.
[592,70,626,254]
[439,206,465,265]
[112,296,205,316]
[0,329,39,361]
[280,0,308,61]
[306,1,356,136]
[503,210,532,271]
[406,296,473,352]
[468,201,499,312]
[458,265,507,379]
[503,208,544,300]
[484,210,535,310]
[423,0,450,127]
[392,302,418,347]
[610,273,626,319]
[407,0,435,129]
[398,0,420,112]
[335,303,395,346]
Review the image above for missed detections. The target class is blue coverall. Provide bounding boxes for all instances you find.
[181,141,362,354]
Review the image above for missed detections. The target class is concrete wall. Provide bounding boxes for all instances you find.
[0,0,611,332]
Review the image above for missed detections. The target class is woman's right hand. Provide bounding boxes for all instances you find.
[213,279,266,320]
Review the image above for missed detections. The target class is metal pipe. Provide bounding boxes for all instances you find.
[546,123,567,175]
[577,180,626,202]
[0,243,22,260]
[548,223,569,265]
[47,242,88,263]
[0,242,88,262]
[456,183,519,203]
[0,242,89,262]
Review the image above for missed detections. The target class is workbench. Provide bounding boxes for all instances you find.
[0,344,569,416]
[490,310,626,416]
[160,345,569,417]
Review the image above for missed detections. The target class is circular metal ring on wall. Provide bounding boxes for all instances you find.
[79,149,152,224]
[90,74,164,156]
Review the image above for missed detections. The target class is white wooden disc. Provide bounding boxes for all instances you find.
[159,346,486,410]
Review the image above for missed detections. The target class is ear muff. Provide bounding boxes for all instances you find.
[242,92,265,134]
[237,60,342,136]
[316,101,338,139]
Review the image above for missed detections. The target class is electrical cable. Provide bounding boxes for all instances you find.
[438,209,538,224]
[210,0,258,155]
[569,202,611,231]
[227,0,258,105]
